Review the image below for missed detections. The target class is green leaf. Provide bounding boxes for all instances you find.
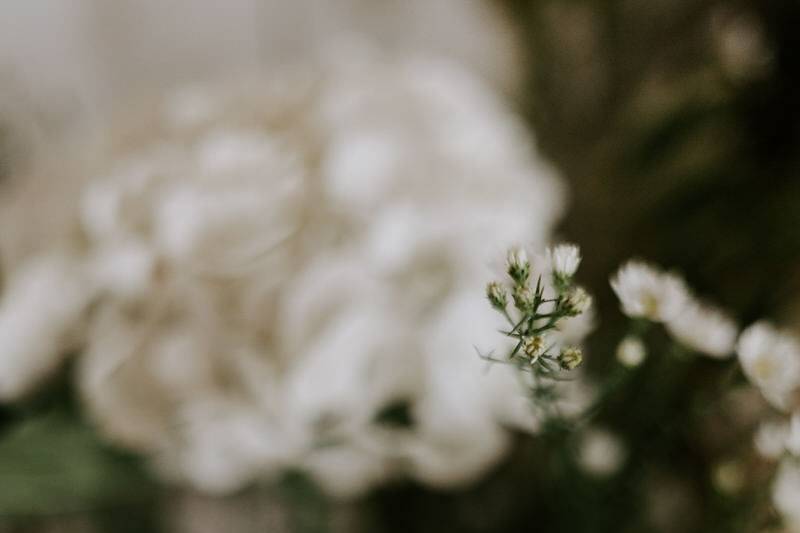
[0,411,154,517]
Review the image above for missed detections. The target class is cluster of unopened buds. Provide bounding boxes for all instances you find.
[484,243,591,378]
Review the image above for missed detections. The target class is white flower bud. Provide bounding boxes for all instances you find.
[563,286,592,316]
[558,346,583,370]
[506,246,530,284]
[513,284,535,313]
[486,281,508,310]
[523,335,545,362]
[549,243,581,279]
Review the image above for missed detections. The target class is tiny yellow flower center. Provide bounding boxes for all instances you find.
[753,354,776,381]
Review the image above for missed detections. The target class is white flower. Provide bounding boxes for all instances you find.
[737,322,800,410]
[548,243,581,279]
[616,336,647,368]
[773,458,800,529]
[610,261,690,322]
[563,285,592,315]
[666,301,738,358]
[18,51,563,497]
[754,420,790,460]
[507,246,528,267]
[576,427,626,477]
[523,335,546,362]
[485,281,507,310]
[787,414,800,457]
[506,246,530,283]
[558,346,583,370]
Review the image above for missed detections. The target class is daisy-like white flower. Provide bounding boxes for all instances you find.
[609,261,690,322]
[737,322,800,410]
[616,336,646,368]
[772,458,800,529]
[666,301,738,358]
[754,420,790,460]
[548,243,581,280]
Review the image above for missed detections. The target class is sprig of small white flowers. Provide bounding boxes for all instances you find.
[486,244,800,525]
[484,244,591,416]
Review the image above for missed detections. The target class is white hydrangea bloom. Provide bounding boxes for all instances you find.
[0,0,522,135]
[737,322,800,411]
[666,301,738,358]
[0,50,568,497]
[610,261,690,322]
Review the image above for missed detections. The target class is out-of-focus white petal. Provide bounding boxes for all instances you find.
[0,254,91,400]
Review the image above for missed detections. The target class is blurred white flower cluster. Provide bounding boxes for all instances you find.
[0,49,565,497]
[610,260,800,529]
[740,323,800,530]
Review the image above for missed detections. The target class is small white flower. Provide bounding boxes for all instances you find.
[616,336,647,368]
[558,346,583,370]
[737,322,800,410]
[666,301,738,358]
[548,243,581,279]
[507,247,528,270]
[563,286,592,316]
[773,458,800,529]
[512,284,535,312]
[506,246,530,283]
[610,261,690,322]
[485,281,507,310]
[523,335,546,362]
[576,427,626,477]
[754,420,790,460]
[787,413,800,457]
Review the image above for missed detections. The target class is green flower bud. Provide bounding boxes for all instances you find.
[486,281,508,310]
